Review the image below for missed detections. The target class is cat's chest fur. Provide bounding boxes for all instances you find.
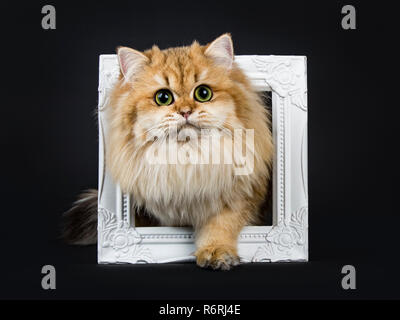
[129,135,243,227]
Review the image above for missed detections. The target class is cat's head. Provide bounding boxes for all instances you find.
[109,34,259,149]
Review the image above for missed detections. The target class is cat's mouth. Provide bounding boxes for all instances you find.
[175,122,204,143]
[178,122,201,132]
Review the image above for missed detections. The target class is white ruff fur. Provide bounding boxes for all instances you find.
[121,128,256,228]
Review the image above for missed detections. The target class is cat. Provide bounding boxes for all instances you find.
[63,34,273,270]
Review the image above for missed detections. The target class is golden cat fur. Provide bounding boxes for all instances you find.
[104,34,273,270]
[63,34,273,270]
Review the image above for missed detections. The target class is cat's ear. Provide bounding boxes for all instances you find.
[117,47,149,82]
[205,34,234,69]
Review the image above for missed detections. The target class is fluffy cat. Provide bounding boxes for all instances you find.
[63,34,273,270]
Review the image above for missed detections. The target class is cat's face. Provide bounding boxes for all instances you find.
[114,34,246,147]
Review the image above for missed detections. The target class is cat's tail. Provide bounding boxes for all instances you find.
[62,189,98,245]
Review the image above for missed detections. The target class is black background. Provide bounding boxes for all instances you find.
[1,0,399,300]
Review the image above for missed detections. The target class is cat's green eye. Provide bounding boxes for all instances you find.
[155,89,174,106]
[194,85,213,102]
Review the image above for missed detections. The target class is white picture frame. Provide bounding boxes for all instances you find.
[97,54,308,264]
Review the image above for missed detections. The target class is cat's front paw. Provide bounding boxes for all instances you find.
[195,245,240,270]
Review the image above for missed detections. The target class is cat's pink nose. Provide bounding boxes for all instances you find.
[180,111,192,119]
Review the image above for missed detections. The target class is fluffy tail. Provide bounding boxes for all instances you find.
[62,189,98,245]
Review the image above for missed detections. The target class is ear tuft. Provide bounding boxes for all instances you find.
[117,47,148,82]
[205,34,234,69]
